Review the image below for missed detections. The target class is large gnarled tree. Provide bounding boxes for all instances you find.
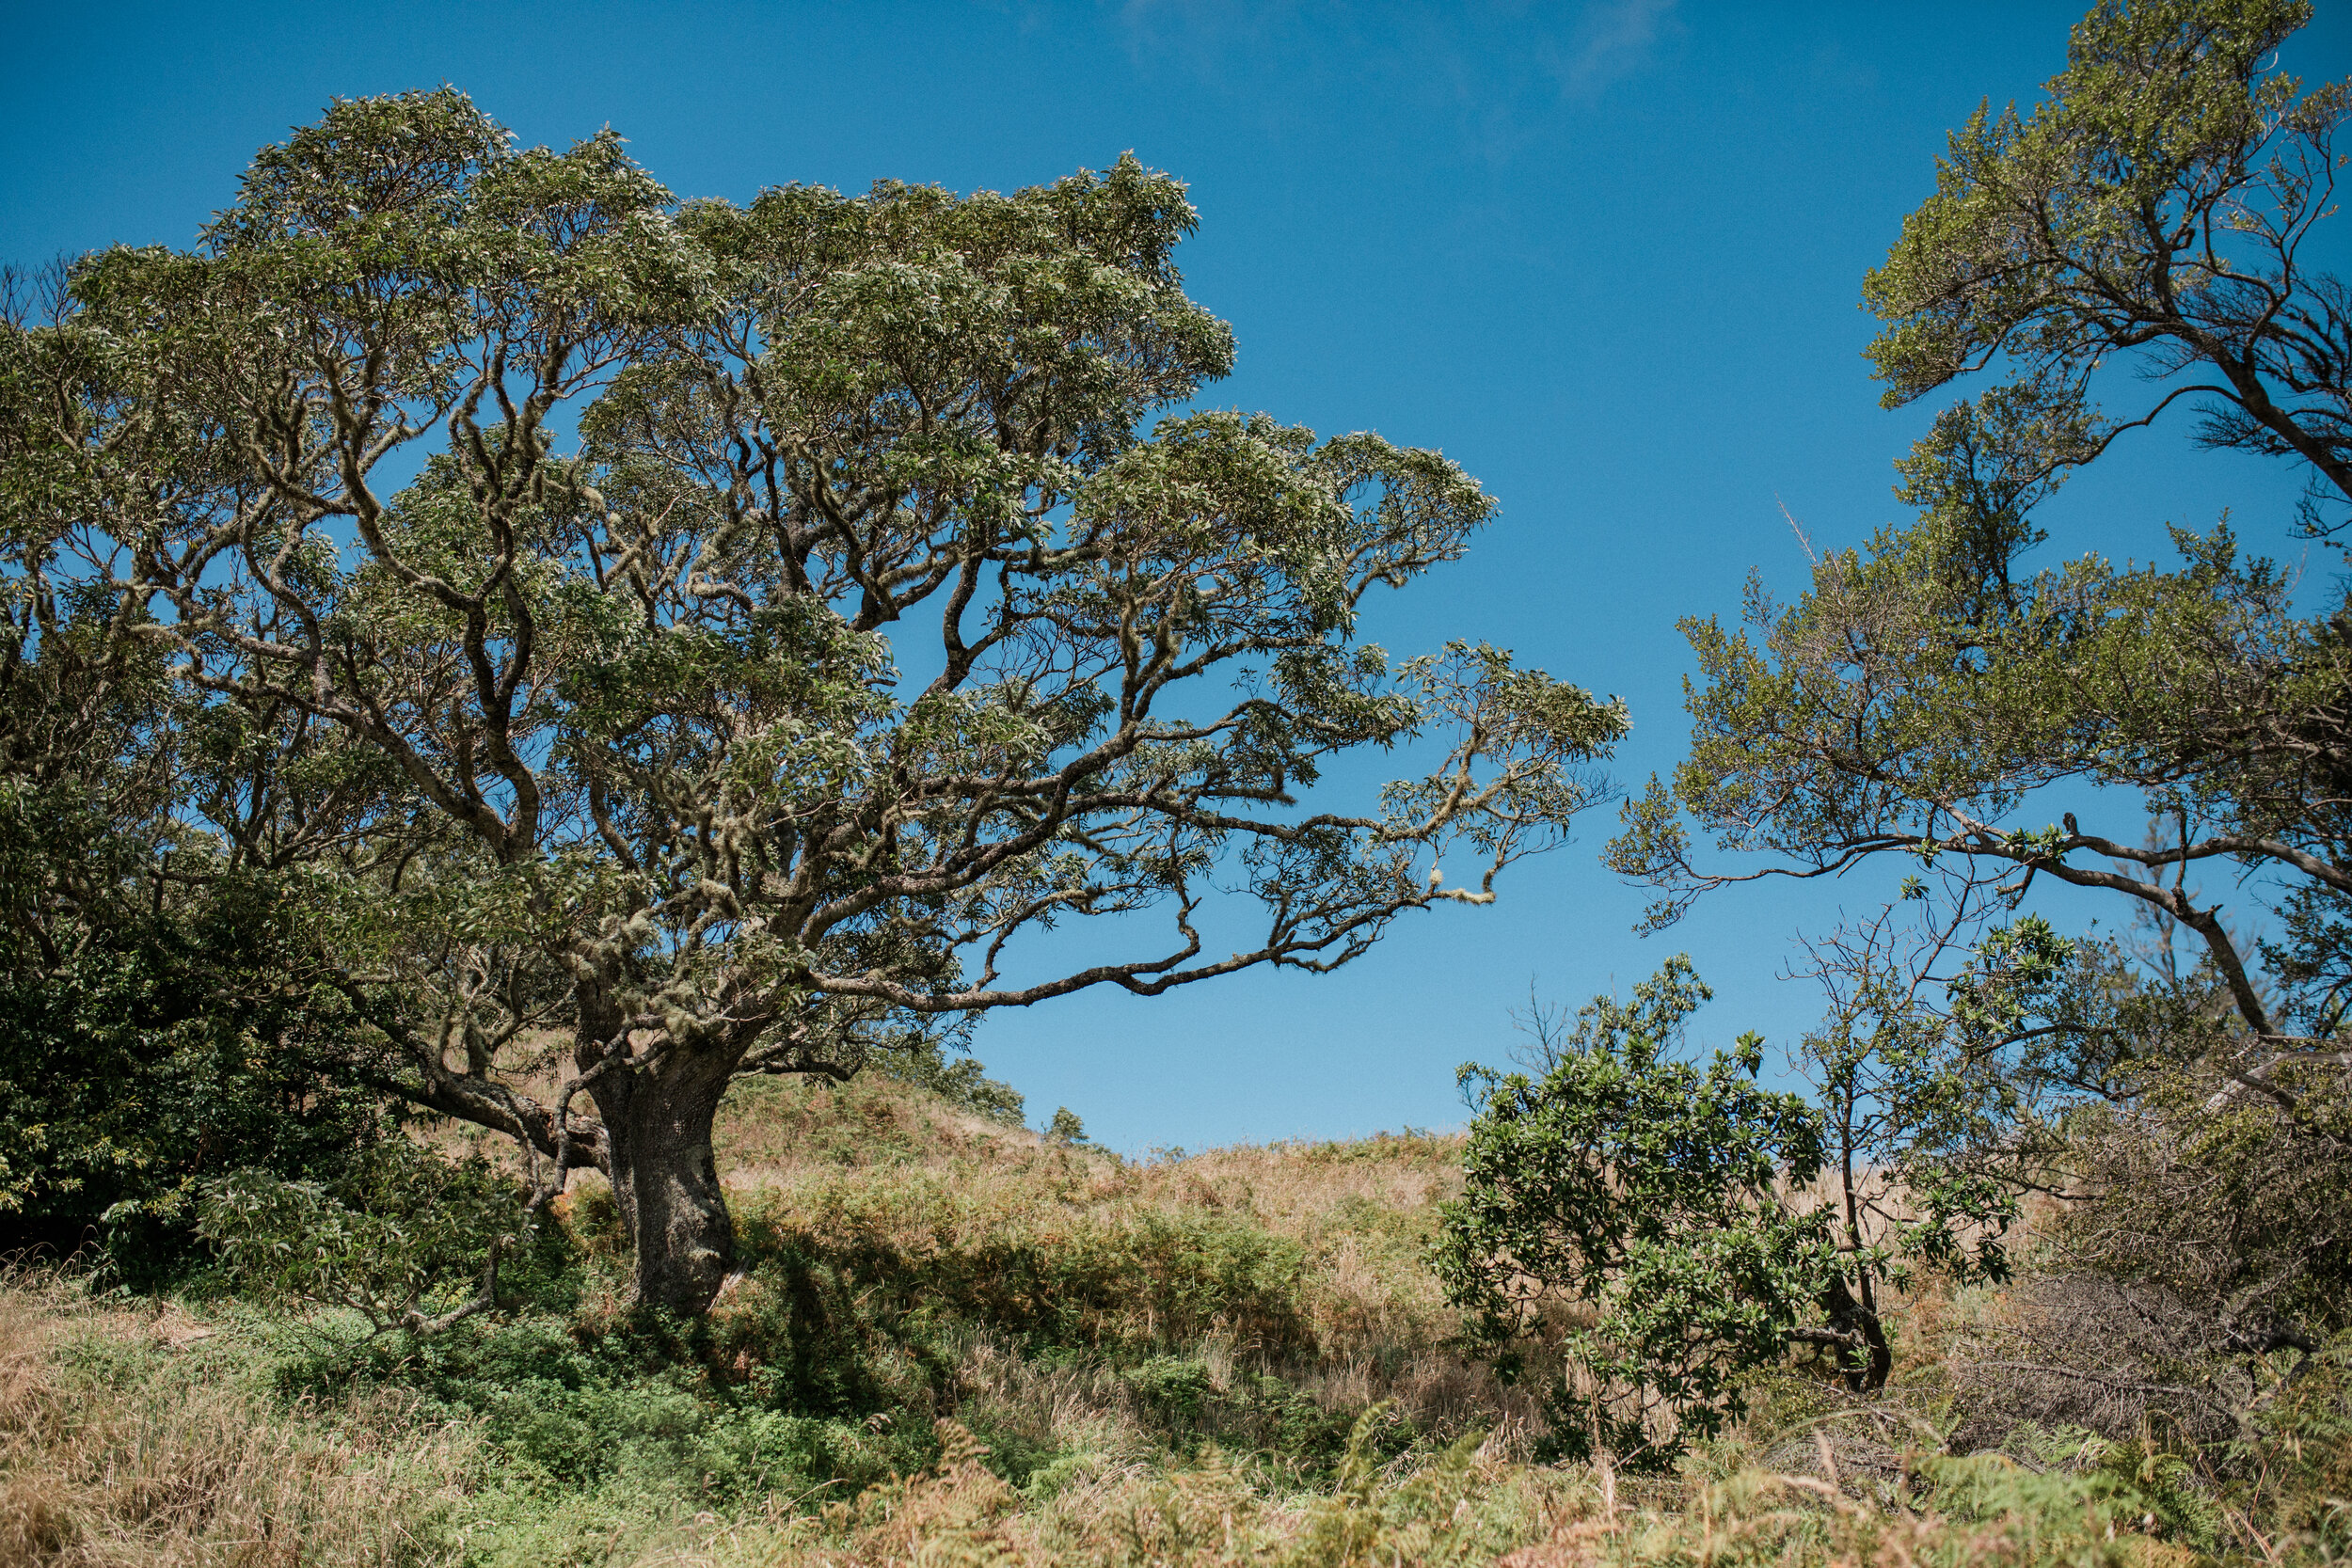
[16,93,1623,1314]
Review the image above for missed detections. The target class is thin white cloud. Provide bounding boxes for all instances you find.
[1116,0,1302,68]
[1548,0,1680,101]
[1106,0,1679,155]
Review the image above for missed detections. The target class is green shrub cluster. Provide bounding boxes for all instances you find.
[732,1170,1315,1358]
[0,831,386,1283]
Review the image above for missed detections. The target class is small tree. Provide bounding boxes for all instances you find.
[1433,958,1837,1467]
[12,92,1625,1315]
[1782,895,2101,1392]
[198,1141,535,1338]
[1604,0,2352,1418]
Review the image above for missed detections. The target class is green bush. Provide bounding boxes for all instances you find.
[0,848,386,1284]
[1436,958,1836,1468]
[199,1140,563,1336]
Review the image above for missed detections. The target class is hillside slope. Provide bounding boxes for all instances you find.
[3,1069,2309,1567]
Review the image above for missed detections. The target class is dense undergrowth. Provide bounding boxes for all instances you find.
[3,1069,2346,1566]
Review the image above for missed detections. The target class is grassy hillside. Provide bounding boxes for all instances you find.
[2,1069,2341,1566]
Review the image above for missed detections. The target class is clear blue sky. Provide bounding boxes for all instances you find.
[7,1,2346,1151]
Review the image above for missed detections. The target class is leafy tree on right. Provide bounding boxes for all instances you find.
[1584,0,2351,1445]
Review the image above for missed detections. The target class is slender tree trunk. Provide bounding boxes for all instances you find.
[1820,1274,1892,1393]
[1829,1122,1892,1392]
[586,1049,738,1317]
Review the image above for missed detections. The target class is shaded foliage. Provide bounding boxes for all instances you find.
[0,792,385,1283]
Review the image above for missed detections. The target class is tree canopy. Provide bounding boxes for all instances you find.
[0,92,1623,1314]
[1596,0,2352,1408]
[1613,0,2352,1089]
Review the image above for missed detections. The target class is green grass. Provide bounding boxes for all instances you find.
[5,1069,2344,1566]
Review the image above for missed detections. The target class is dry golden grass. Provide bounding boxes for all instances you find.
[3,1067,2250,1568]
[682,1075,1539,1444]
[712,1079,1465,1341]
[0,1270,471,1567]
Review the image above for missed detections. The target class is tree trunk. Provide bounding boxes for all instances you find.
[1820,1274,1892,1393]
[587,1049,738,1317]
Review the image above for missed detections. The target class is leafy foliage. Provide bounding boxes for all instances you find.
[1434,959,1836,1467]
[5,88,1626,1316]
[1604,0,2352,1464]
[0,808,385,1280]
[1611,0,2352,1058]
[1864,0,2349,501]
[199,1141,559,1337]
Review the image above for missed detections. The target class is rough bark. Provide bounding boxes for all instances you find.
[587,1048,739,1317]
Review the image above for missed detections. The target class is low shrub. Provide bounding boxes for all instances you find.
[198,1141,571,1337]
[731,1168,1316,1358]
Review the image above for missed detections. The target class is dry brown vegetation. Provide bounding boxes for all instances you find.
[709,1078,1517,1422]
[0,1271,472,1566]
[0,1265,2223,1568]
[3,1070,2337,1567]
